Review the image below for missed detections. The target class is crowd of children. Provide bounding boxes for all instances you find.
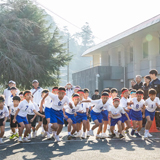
[0,70,160,144]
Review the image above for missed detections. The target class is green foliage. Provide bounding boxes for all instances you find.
[0,0,71,90]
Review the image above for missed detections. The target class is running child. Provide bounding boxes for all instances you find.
[52,87,59,95]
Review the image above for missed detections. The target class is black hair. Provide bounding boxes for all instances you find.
[101,92,109,97]
[103,88,110,93]
[148,88,157,95]
[130,89,136,93]
[52,86,58,90]
[136,90,144,95]
[0,96,5,102]
[95,89,99,92]
[149,69,158,76]
[13,96,21,101]
[23,90,31,96]
[129,88,133,91]
[111,88,118,93]
[144,75,151,81]
[77,89,84,93]
[84,88,90,93]
[58,87,66,92]
[42,89,49,94]
[10,87,16,90]
[19,91,24,95]
[72,93,80,98]
[121,87,128,93]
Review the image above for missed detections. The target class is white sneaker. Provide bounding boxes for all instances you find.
[101,133,108,138]
[148,133,153,138]
[108,129,112,135]
[96,134,102,139]
[79,130,82,137]
[114,131,119,138]
[55,135,61,142]
[144,132,148,139]
[89,130,94,136]
[48,124,52,134]
[0,139,4,144]
[32,132,36,139]
[81,133,85,139]
[47,134,51,140]
[28,134,31,139]
[122,130,125,136]
[42,132,47,138]
[23,137,31,143]
[87,132,90,137]
[18,137,23,143]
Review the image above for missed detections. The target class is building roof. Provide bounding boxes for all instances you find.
[82,14,160,57]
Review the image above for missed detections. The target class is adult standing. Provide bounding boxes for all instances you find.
[131,80,136,88]
[92,89,101,100]
[142,75,151,100]
[133,75,143,90]
[65,83,74,99]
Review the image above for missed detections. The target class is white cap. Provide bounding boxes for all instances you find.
[8,80,16,84]
[32,80,39,83]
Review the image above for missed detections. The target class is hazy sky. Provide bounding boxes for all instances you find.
[37,0,160,44]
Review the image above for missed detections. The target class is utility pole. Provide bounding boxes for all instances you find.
[67,33,69,83]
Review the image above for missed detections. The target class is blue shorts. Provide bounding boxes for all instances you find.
[129,109,132,119]
[45,107,51,119]
[122,113,129,123]
[101,110,108,121]
[16,115,28,125]
[90,110,103,123]
[50,109,64,125]
[111,118,122,126]
[145,109,155,121]
[64,112,76,124]
[76,112,87,123]
[131,110,142,121]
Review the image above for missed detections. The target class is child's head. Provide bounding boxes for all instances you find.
[149,69,158,80]
[41,89,49,98]
[52,86,58,95]
[77,89,84,99]
[10,87,17,95]
[121,88,129,98]
[102,88,110,96]
[13,96,21,107]
[84,88,90,98]
[101,92,109,104]
[113,97,120,107]
[74,86,81,93]
[130,89,136,98]
[58,87,66,99]
[148,88,157,100]
[72,93,80,105]
[111,88,118,98]
[23,90,32,101]
[19,91,24,101]
[94,89,99,95]
[136,90,144,101]
[0,96,5,108]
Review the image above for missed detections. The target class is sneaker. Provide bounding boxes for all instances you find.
[27,134,31,139]
[87,132,90,137]
[114,131,119,138]
[67,135,72,140]
[96,134,102,139]
[119,134,124,139]
[0,139,4,144]
[23,137,31,143]
[81,133,85,139]
[144,132,148,139]
[110,134,116,138]
[15,133,19,138]
[55,135,61,142]
[89,130,94,136]
[47,134,51,140]
[32,132,36,139]
[131,129,135,136]
[42,132,47,138]
[101,133,108,138]
[79,130,82,137]
[18,137,23,143]
[135,133,142,138]
[122,130,126,136]
[148,133,153,138]
[125,129,129,133]
[9,134,16,140]
[59,135,62,138]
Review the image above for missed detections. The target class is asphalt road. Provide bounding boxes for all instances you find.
[0,122,160,160]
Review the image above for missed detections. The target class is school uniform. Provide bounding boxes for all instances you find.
[83,97,92,120]
[44,96,53,119]
[145,97,160,121]
[27,102,39,127]
[16,100,35,125]
[0,105,9,126]
[101,101,111,121]
[110,106,126,126]
[48,92,70,125]
[30,87,43,105]
[9,104,20,128]
[8,94,18,106]
[130,98,145,121]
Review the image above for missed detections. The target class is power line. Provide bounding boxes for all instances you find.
[35,1,102,41]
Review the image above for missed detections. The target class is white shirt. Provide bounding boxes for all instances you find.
[145,97,160,112]
[91,99,109,113]
[131,98,145,111]
[66,89,74,99]
[0,105,9,119]
[44,96,53,109]
[3,88,20,106]
[8,94,19,106]
[9,104,18,116]
[18,100,35,117]
[110,106,126,119]
[28,102,39,115]
[120,97,129,111]
[30,87,43,105]
[79,97,92,112]
[64,101,83,114]
[108,97,113,105]
[48,92,70,111]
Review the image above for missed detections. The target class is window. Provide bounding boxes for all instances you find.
[130,47,133,62]
[108,55,110,66]
[118,51,121,66]
[143,42,148,58]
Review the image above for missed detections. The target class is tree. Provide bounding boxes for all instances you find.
[0,0,71,89]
